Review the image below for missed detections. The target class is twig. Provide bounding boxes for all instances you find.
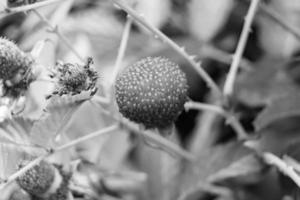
[1,0,63,15]
[223,0,260,97]
[111,16,133,90]
[0,124,118,189]
[1,156,46,189]
[185,101,248,140]
[283,155,300,173]
[263,153,300,188]
[110,0,222,97]
[259,3,300,41]
[32,10,85,63]
[185,101,226,115]
[55,124,119,152]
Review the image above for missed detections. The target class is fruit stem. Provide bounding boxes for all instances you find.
[223,0,260,97]
[185,101,249,140]
[109,0,222,98]
[263,153,300,188]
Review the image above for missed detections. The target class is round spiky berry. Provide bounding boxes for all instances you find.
[115,56,188,129]
[49,57,98,98]
[17,160,71,200]
[0,37,34,81]
[17,160,56,197]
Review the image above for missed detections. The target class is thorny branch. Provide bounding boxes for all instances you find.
[223,0,261,97]
[263,153,300,188]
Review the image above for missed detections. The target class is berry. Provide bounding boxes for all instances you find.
[16,160,71,200]
[49,57,98,98]
[0,37,35,98]
[17,160,55,197]
[115,56,188,129]
[0,37,34,81]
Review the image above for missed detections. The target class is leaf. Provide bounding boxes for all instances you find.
[180,141,252,196]
[254,94,300,131]
[207,154,267,185]
[30,91,93,148]
[188,0,234,42]
[0,117,35,178]
[234,57,300,106]
[0,117,34,146]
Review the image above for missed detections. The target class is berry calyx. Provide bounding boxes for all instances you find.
[49,57,98,98]
[115,56,188,129]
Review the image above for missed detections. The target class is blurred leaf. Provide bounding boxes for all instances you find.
[30,91,93,148]
[0,117,34,146]
[133,132,182,200]
[180,141,252,196]
[254,94,300,131]
[208,154,267,185]
[245,118,300,157]
[188,0,234,42]
[258,0,300,57]
[234,57,300,106]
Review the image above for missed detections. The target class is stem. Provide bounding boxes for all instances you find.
[185,101,226,115]
[1,0,63,14]
[55,124,119,152]
[109,0,222,97]
[32,10,85,63]
[223,0,260,97]
[259,3,300,41]
[111,16,133,89]
[185,101,248,140]
[1,156,47,189]
[263,153,300,188]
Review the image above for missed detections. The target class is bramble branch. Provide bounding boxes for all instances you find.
[223,0,260,97]
[263,153,300,188]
